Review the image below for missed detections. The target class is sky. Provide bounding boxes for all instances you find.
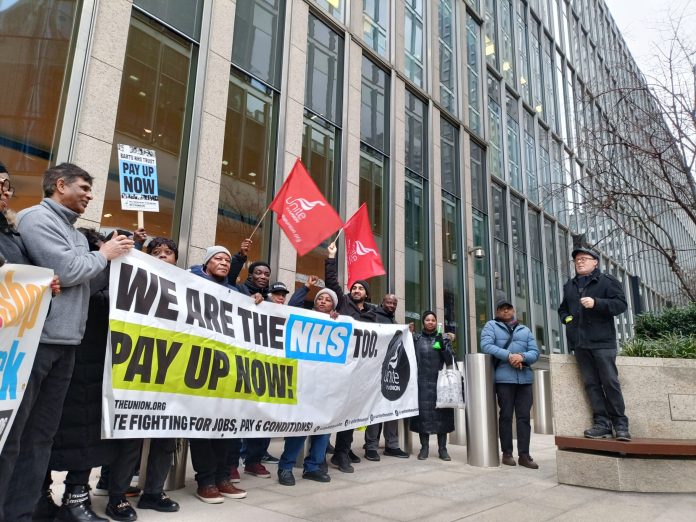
[603,0,695,77]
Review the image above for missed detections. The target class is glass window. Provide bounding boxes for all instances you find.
[530,20,543,114]
[441,119,463,352]
[311,0,345,23]
[524,112,538,202]
[0,0,80,212]
[517,5,531,103]
[361,57,389,152]
[487,75,504,180]
[103,12,195,238]
[134,0,203,40]
[539,130,553,213]
[506,95,522,191]
[484,0,498,68]
[216,69,278,265]
[555,51,567,138]
[405,91,429,328]
[405,0,425,87]
[471,142,490,336]
[471,141,487,211]
[438,0,457,114]
[466,15,482,135]
[510,197,529,325]
[500,0,515,85]
[542,37,556,128]
[306,15,344,125]
[528,210,548,353]
[492,184,509,301]
[363,0,389,57]
[231,0,285,87]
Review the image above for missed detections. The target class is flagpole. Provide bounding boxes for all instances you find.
[249,207,270,239]
[332,226,345,246]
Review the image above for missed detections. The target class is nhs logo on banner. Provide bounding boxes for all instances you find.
[285,315,353,364]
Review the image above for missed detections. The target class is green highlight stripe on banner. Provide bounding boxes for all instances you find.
[109,319,298,405]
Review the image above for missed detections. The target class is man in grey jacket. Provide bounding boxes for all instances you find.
[0,163,133,521]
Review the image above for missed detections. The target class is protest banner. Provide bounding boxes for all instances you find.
[117,144,159,213]
[103,250,418,439]
[0,264,53,452]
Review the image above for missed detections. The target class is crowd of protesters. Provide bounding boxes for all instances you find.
[0,161,630,521]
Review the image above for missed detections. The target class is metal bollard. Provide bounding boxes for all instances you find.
[532,369,554,434]
[399,418,414,455]
[164,439,188,491]
[464,353,500,467]
[449,360,467,446]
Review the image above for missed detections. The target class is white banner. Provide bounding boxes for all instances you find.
[103,251,418,438]
[0,264,53,452]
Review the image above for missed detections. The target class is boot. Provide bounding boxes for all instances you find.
[437,434,451,461]
[418,433,429,460]
[32,487,60,521]
[55,484,108,522]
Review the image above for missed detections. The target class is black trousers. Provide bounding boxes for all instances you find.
[189,439,233,487]
[496,383,533,456]
[0,344,75,522]
[574,348,628,429]
[334,429,354,457]
[364,421,399,451]
[109,439,142,500]
[144,438,176,495]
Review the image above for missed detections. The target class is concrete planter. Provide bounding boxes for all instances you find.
[550,354,696,439]
[550,354,696,493]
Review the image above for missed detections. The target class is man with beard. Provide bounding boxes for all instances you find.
[325,242,377,473]
[364,294,409,460]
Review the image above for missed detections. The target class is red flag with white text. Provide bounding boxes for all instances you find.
[343,203,386,289]
[269,159,343,256]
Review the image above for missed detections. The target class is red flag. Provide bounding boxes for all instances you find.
[269,159,343,256]
[343,203,386,289]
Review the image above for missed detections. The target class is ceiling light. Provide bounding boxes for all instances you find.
[222,160,229,166]
[143,129,152,134]
[103,213,112,218]
[248,172,257,177]
[129,75,139,81]
[138,91,147,97]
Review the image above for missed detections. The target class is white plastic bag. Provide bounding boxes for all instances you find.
[435,363,465,409]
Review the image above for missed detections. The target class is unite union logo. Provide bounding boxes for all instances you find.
[347,240,377,263]
[285,197,326,223]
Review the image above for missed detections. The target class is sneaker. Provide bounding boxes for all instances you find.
[229,466,241,483]
[501,453,516,466]
[137,492,180,512]
[262,451,280,464]
[438,448,451,461]
[417,446,429,460]
[244,462,271,478]
[302,470,331,483]
[216,480,247,499]
[330,454,354,473]
[125,486,141,498]
[277,468,295,486]
[384,447,409,458]
[348,450,361,463]
[615,429,632,442]
[518,454,539,469]
[195,485,223,504]
[93,477,108,496]
[364,449,380,461]
[105,499,137,521]
[583,425,613,439]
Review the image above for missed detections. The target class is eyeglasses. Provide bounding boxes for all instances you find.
[574,256,596,263]
[0,179,14,197]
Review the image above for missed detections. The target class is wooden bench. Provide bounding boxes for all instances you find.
[555,436,696,457]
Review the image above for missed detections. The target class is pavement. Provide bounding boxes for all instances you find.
[54,432,696,521]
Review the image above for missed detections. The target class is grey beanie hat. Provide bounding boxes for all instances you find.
[314,288,338,309]
[203,245,231,265]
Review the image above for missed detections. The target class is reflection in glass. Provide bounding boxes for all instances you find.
[466,15,482,135]
[484,0,498,68]
[312,0,345,23]
[306,15,344,125]
[405,172,429,328]
[0,0,79,211]
[488,76,503,180]
[216,70,278,265]
[363,0,389,57]
[438,0,456,114]
[404,0,424,87]
[359,146,387,300]
[529,210,548,353]
[103,13,193,238]
[361,58,389,152]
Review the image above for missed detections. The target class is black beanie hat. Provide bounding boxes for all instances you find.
[351,279,370,299]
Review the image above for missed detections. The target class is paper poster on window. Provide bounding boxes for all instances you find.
[117,144,159,212]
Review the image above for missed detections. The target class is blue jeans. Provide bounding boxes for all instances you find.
[279,434,330,473]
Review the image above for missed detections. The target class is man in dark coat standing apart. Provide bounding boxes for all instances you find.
[325,242,376,473]
[558,247,630,441]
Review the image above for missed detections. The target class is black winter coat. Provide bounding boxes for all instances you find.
[558,268,627,350]
[373,305,395,324]
[409,331,455,434]
[0,214,30,264]
[49,269,116,470]
[324,258,376,321]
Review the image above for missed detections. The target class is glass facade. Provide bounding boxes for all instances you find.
[8,0,688,358]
